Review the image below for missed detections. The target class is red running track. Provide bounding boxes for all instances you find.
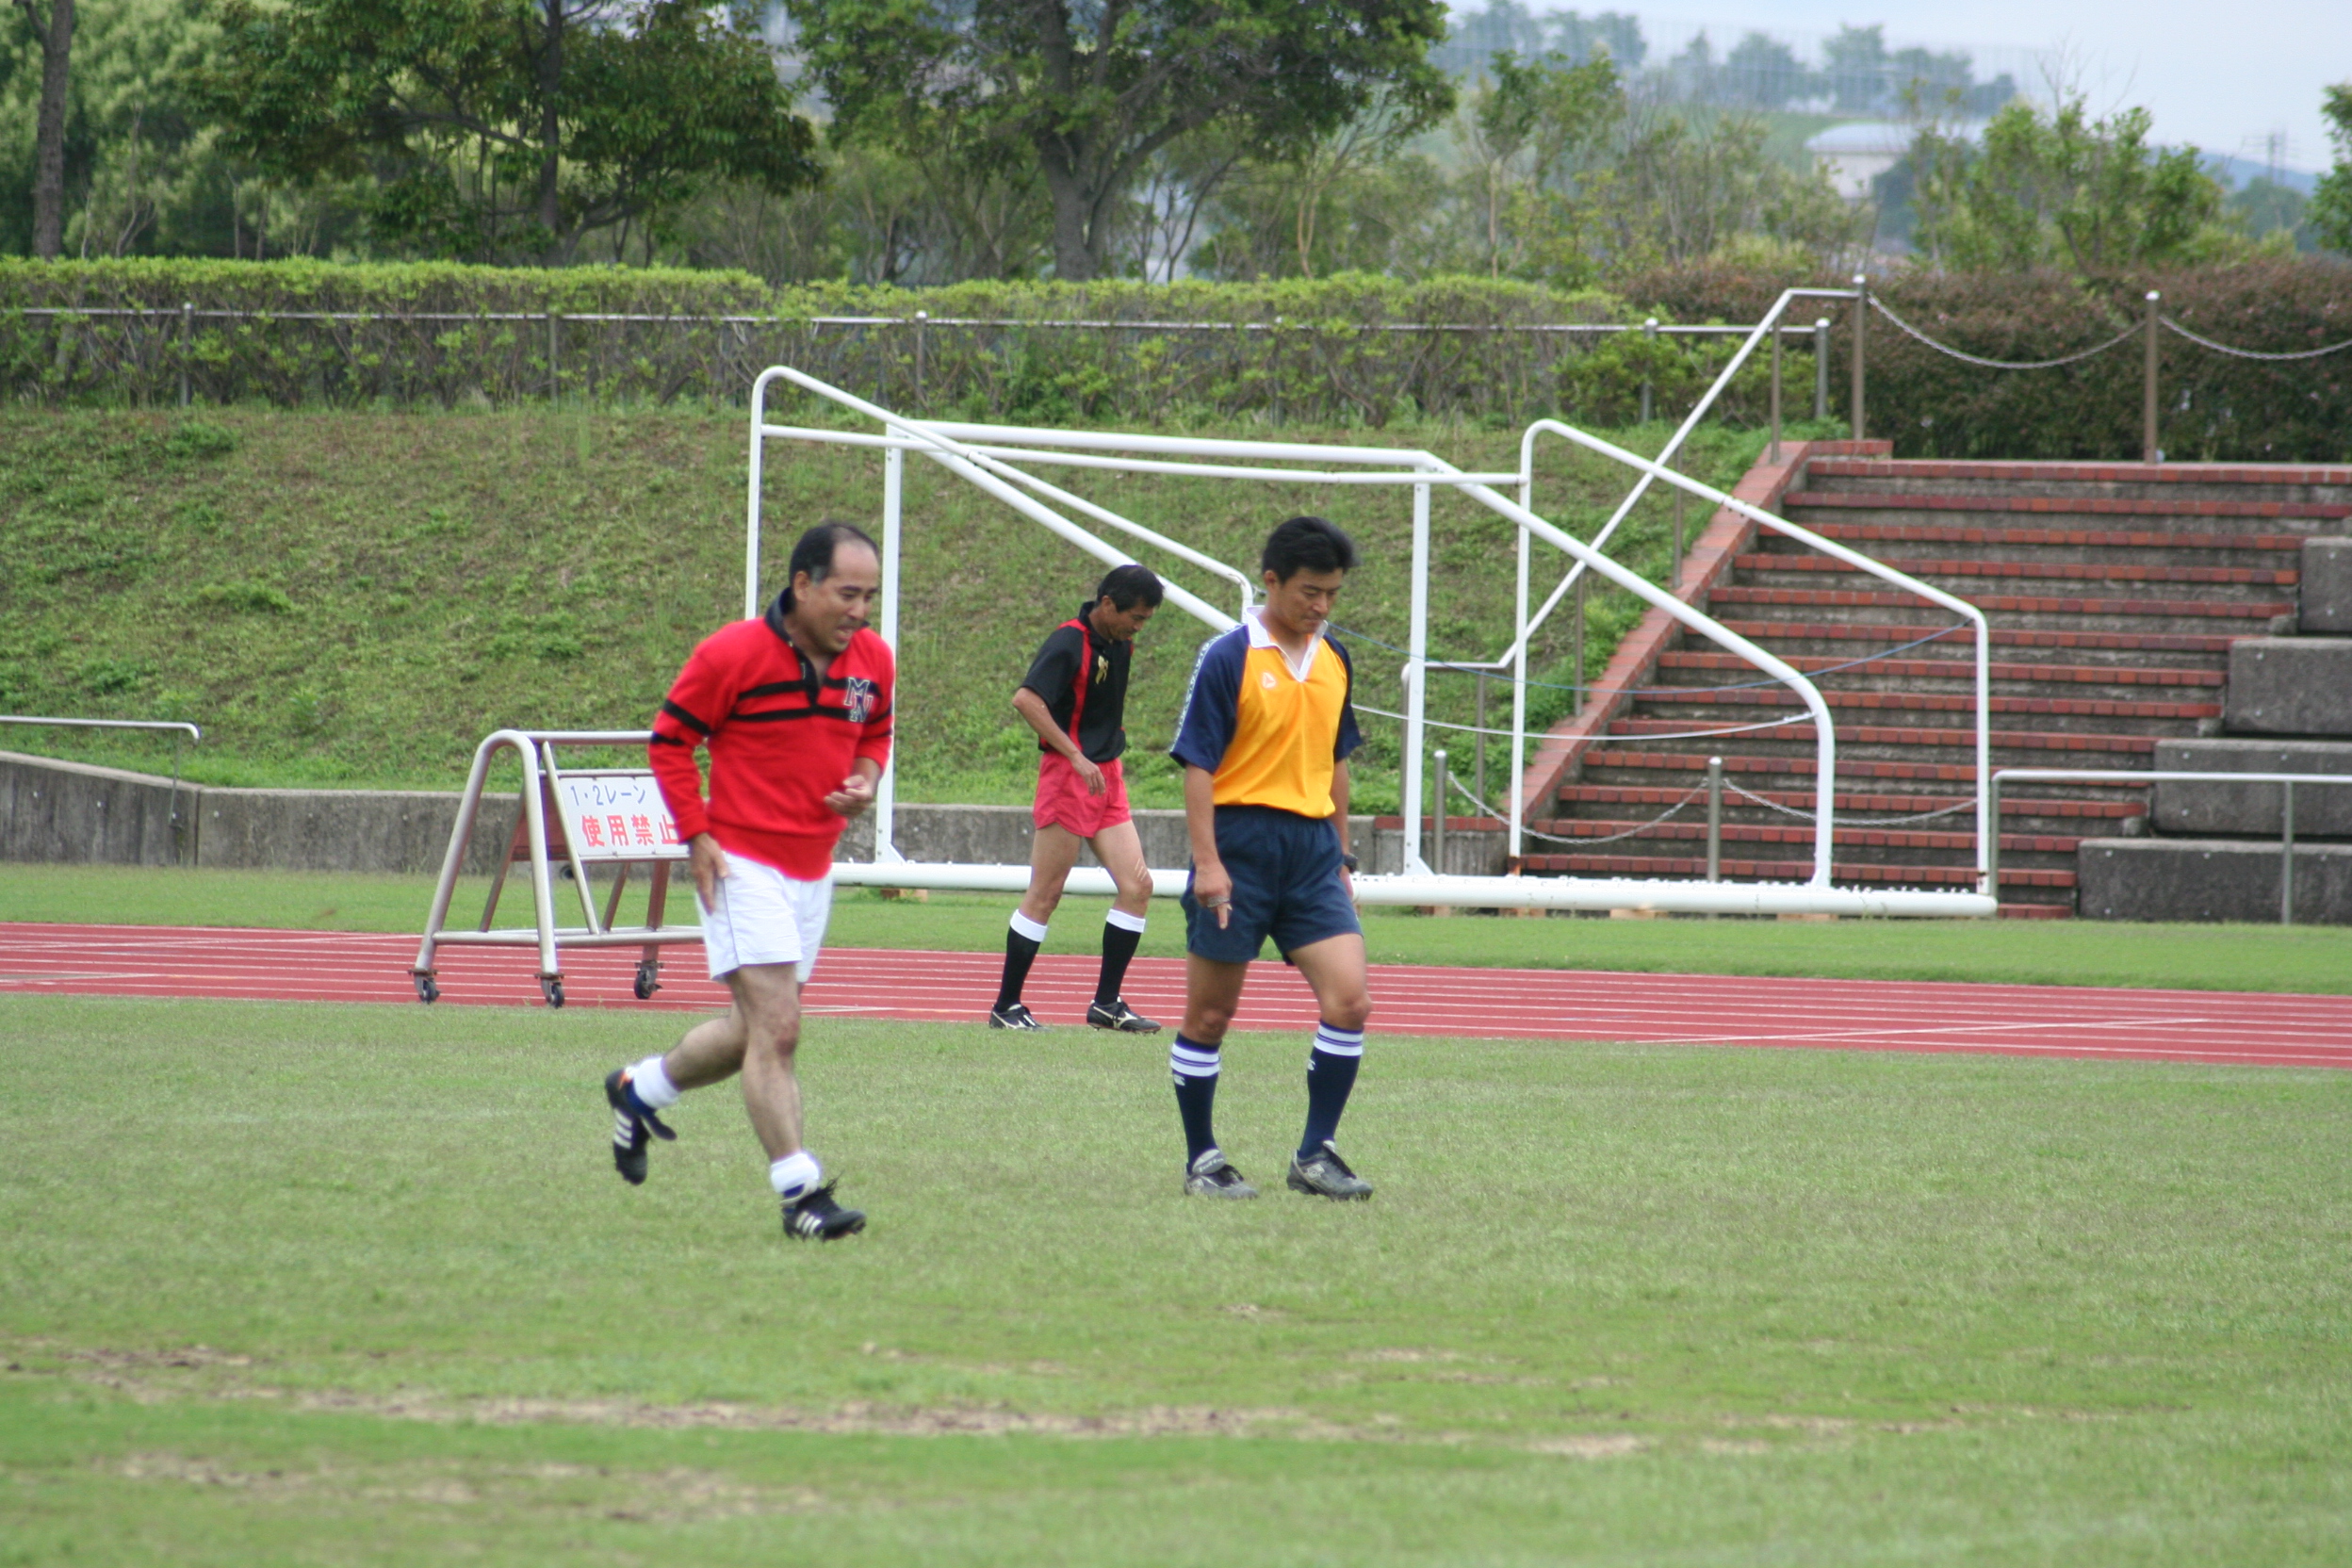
[2,921,2348,1070]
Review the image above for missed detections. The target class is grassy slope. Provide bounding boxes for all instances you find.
[0,405,1815,812]
[8,864,2352,993]
[4,995,2349,1564]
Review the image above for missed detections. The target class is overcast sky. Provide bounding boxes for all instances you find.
[1634,1,2344,175]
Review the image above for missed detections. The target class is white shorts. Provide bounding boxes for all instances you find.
[697,855,833,983]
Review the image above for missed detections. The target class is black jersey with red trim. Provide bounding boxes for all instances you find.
[647,596,894,880]
[1018,602,1132,763]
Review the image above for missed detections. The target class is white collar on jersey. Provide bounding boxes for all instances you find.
[1244,605,1326,683]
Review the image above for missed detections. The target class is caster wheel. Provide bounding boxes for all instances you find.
[541,976,565,1009]
[414,974,439,1004]
[633,963,661,1001]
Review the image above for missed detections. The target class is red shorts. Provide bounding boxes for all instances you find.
[1033,754,1132,838]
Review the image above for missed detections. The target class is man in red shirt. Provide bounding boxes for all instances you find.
[603,522,893,1241]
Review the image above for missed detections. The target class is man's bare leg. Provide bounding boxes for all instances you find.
[995,825,1083,1021]
[724,962,808,1159]
[1169,954,1253,1190]
[1282,932,1374,1197]
[1086,818,1158,1027]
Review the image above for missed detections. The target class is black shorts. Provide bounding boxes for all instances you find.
[1182,805,1362,964]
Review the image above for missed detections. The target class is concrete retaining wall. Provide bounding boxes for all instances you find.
[2302,538,2352,633]
[2078,837,2352,923]
[0,751,189,866]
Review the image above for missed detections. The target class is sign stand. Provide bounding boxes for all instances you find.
[413,729,703,1008]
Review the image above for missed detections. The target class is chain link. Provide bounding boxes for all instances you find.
[1722,778,1977,827]
[1446,773,1709,847]
[1869,297,2137,370]
[2159,317,2352,362]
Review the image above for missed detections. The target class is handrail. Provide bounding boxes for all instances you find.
[1987,768,2352,923]
[1510,427,1994,882]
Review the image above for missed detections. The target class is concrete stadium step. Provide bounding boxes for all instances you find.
[1783,487,2352,528]
[1712,619,2238,666]
[1732,554,2299,590]
[1547,785,2145,835]
[1525,817,2081,865]
[1577,749,2146,796]
[1517,850,2073,893]
[1798,459,2352,506]
[1627,687,2221,733]
[1600,720,2159,765]
[1770,520,2313,570]
[1706,586,2294,633]
[1655,650,2226,701]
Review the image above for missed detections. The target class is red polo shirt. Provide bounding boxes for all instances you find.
[648,602,895,879]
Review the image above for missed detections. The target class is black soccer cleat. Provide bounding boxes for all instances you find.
[1184,1148,1259,1200]
[782,1182,867,1240]
[988,1002,1049,1030]
[1086,998,1163,1034]
[1287,1140,1373,1201]
[604,1069,676,1187]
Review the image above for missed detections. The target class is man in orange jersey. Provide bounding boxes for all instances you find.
[1165,516,1373,1202]
[604,522,891,1241]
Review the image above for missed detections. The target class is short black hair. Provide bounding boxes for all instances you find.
[781,520,879,609]
[1261,515,1357,581]
[1094,564,1164,612]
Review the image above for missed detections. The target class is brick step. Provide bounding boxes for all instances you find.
[1783,487,2352,521]
[1604,720,2159,757]
[1713,620,2238,664]
[1578,751,2139,791]
[1798,459,2352,504]
[1527,818,2078,856]
[1519,852,2074,890]
[1658,651,2226,689]
[1547,786,2146,824]
[1632,688,2220,725]
[1734,553,2298,588]
[1782,519,2311,563]
[1707,586,2293,621]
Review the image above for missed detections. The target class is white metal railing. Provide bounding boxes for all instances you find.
[2,713,204,853]
[1990,768,2352,923]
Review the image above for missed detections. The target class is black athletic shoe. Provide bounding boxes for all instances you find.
[1287,1140,1373,1200]
[604,1069,676,1187]
[988,1002,1048,1030]
[1086,998,1163,1034]
[1184,1148,1259,1200]
[782,1182,867,1240]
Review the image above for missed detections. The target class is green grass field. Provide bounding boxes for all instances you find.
[4,993,2349,1564]
[8,863,2352,994]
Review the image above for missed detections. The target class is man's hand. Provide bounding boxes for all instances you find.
[825,771,876,818]
[689,833,729,910]
[1073,755,1106,796]
[1339,865,1356,906]
[1193,858,1234,930]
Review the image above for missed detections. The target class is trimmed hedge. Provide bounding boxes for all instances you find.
[6,256,2346,458]
[1624,257,2352,464]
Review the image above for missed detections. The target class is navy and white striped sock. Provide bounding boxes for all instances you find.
[1298,1021,1364,1158]
[1169,1034,1222,1164]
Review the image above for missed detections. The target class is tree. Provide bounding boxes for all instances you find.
[1722,31,1802,110]
[2311,83,2352,255]
[201,0,822,263]
[785,0,1455,282]
[8,0,74,255]
[1912,97,2221,274]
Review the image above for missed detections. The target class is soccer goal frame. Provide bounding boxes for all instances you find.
[746,365,1994,919]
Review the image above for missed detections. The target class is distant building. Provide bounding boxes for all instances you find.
[1804,122,1919,201]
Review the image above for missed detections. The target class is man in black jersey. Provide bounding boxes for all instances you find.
[989,564,1166,1032]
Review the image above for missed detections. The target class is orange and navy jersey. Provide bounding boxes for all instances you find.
[1168,610,1362,819]
[648,598,894,880]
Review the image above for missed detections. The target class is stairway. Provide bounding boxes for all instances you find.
[1515,447,2352,914]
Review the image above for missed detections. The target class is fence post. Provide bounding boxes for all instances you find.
[2143,290,2162,465]
[179,301,192,408]
[1849,275,1867,442]
[1769,321,1783,464]
[914,310,927,408]
[1986,775,2002,905]
[1571,577,1587,717]
[1640,318,1658,423]
[1432,748,1448,876]
[2281,779,2296,925]
[1813,318,1831,421]
[1671,449,1685,590]
[1475,671,1488,810]
[547,310,560,403]
[1706,755,1723,883]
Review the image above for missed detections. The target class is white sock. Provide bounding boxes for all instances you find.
[769,1150,823,1201]
[627,1055,680,1108]
[1105,907,1148,934]
[1009,910,1050,943]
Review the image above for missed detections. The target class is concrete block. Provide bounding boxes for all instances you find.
[2152,739,2352,835]
[2302,538,2352,633]
[197,787,515,875]
[2226,639,2352,735]
[0,749,189,866]
[2078,838,2352,923]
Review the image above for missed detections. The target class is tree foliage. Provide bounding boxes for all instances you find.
[1911,97,2222,275]
[2311,83,2352,256]
[198,0,822,263]
[784,0,1455,281]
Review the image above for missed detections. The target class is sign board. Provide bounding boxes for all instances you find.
[548,770,688,862]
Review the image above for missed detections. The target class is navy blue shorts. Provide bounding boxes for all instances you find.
[1182,805,1362,965]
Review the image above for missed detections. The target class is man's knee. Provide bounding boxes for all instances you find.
[1323,991,1371,1033]
[1185,1001,1236,1041]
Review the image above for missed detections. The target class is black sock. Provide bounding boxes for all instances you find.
[1095,917,1144,1006]
[1170,1035,1222,1164]
[995,915,1046,1010]
[1298,1021,1364,1158]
